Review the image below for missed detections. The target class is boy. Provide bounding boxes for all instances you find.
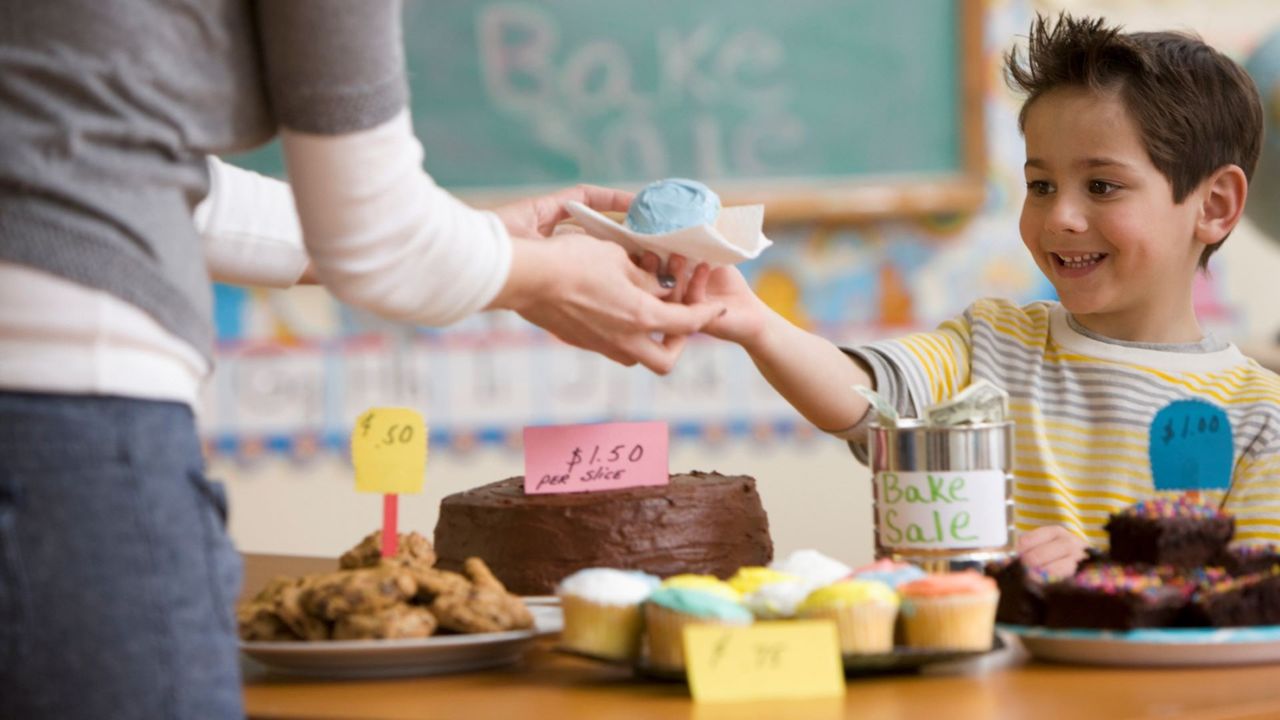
[678,13,1280,577]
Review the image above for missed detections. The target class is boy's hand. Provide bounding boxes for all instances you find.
[1016,525,1089,578]
[680,259,770,349]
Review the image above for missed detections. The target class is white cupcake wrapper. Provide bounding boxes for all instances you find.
[564,200,772,267]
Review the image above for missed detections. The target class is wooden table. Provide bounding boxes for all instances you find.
[241,555,1280,720]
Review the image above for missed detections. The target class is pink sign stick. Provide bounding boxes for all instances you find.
[381,494,398,557]
[523,421,670,495]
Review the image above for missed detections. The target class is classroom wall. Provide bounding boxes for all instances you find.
[211,0,1280,567]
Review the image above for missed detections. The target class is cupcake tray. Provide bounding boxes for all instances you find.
[557,634,1005,682]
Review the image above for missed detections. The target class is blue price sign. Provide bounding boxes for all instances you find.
[1148,399,1233,491]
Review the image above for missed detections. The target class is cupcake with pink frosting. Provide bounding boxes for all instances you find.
[897,571,999,651]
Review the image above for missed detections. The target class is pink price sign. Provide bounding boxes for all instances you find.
[523,421,670,495]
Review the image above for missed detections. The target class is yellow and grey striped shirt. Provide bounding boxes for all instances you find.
[848,299,1280,546]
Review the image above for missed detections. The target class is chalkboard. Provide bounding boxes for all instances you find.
[229,0,984,222]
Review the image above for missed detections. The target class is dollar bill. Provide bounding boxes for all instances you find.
[925,379,1009,426]
[853,385,899,427]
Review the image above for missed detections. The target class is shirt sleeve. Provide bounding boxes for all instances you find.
[195,157,307,288]
[255,0,408,135]
[838,309,975,460]
[253,0,512,326]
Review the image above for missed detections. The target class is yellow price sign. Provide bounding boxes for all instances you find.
[351,408,427,494]
[683,620,845,703]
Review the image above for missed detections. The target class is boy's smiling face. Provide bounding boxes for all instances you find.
[1019,87,1206,342]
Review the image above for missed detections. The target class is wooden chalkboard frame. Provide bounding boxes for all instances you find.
[458,0,986,225]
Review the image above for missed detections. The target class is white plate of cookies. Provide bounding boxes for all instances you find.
[238,532,563,678]
[241,605,562,679]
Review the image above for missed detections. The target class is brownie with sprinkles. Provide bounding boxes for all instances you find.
[1181,567,1280,627]
[1215,544,1280,577]
[1043,565,1191,630]
[1104,494,1234,570]
[984,555,1063,626]
[1075,546,1110,571]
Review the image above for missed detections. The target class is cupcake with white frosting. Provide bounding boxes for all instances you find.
[743,577,814,619]
[769,549,852,588]
[556,568,660,661]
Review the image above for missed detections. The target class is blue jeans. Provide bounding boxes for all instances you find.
[0,392,244,719]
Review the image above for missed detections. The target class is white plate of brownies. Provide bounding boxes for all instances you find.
[1002,624,1280,667]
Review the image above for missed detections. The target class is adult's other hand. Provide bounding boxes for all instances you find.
[491,233,724,374]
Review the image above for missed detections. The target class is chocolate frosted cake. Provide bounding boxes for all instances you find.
[433,471,773,595]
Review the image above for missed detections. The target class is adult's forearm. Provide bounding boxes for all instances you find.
[195,156,310,288]
[282,111,512,326]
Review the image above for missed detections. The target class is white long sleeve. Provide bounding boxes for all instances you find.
[281,110,513,326]
[195,156,309,288]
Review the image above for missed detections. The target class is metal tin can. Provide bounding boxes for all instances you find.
[869,419,1014,570]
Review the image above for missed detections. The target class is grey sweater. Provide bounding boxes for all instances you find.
[0,0,407,358]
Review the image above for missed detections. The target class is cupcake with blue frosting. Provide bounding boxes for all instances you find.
[659,573,741,601]
[644,587,752,671]
[850,558,927,589]
[624,178,721,234]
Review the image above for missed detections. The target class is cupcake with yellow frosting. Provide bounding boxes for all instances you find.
[727,567,799,596]
[643,587,752,671]
[556,568,660,661]
[797,579,899,654]
[897,571,999,651]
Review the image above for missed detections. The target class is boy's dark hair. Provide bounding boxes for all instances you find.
[1005,13,1263,269]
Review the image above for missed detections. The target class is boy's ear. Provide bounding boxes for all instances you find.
[1194,164,1248,247]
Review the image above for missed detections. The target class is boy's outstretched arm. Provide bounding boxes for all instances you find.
[682,261,875,434]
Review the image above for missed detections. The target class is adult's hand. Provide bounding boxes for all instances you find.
[491,234,723,374]
[492,184,632,240]
[487,186,725,374]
